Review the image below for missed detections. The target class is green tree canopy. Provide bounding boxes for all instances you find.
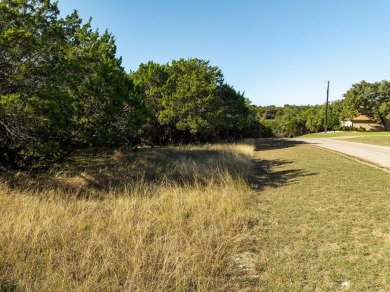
[131,58,263,143]
[159,58,224,137]
[343,80,390,129]
[0,0,143,168]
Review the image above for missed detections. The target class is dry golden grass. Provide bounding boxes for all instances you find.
[0,143,255,291]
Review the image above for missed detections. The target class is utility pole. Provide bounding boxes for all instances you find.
[324,81,329,133]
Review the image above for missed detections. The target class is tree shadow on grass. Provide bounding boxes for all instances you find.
[254,138,307,151]
[250,138,316,191]
[1,138,316,198]
[1,145,254,199]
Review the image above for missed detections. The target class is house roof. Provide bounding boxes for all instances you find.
[352,115,374,122]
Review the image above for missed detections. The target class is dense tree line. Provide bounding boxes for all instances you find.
[0,0,265,169]
[1,0,146,169]
[252,102,343,138]
[131,59,265,145]
[2,1,388,169]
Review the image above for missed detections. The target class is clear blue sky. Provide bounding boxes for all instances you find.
[58,0,389,106]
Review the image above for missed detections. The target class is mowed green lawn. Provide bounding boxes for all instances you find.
[302,131,390,147]
[247,139,390,291]
[302,131,390,139]
[342,136,390,147]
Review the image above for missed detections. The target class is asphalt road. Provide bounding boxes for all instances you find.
[292,138,390,168]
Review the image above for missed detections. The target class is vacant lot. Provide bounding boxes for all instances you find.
[2,139,389,291]
[0,143,257,291]
[247,139,390,291]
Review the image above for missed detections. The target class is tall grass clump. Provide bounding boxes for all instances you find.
[0,143,255,291]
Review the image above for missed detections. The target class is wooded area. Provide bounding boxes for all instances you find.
[1,0,389,170]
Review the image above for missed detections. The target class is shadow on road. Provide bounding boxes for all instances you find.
[250,138,316,191]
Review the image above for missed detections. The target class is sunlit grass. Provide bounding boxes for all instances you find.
[0,143,256,291]
[301,131,390,138]
[247,140,390,291]
[4,138,389,291]
[342,135,390,147]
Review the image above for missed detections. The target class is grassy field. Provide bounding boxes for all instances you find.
[2,139,390,291]
[0,143,257,291]
[302,131,390,139]
[245,139,390,291]
[341,135,390,147]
